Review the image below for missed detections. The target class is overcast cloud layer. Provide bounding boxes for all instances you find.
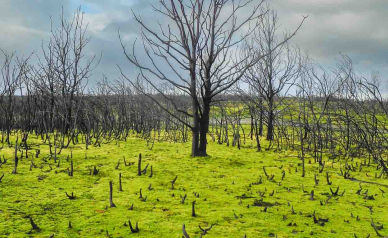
[0,0,387,87]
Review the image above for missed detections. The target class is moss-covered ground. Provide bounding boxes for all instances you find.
[0,136,387,237]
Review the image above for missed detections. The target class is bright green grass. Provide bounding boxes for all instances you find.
[0,135,387,237]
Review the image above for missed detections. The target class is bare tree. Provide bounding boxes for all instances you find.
[33,7,100,151]
[119,0,307,156]
[0,50,32,145]
[242,10,304,142]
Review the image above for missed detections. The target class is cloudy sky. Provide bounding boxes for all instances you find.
[1,0,387,87]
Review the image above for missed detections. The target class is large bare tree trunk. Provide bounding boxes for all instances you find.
[198,99,211,156]
[191,96,200,157]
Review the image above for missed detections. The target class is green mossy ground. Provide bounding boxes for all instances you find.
[0,136,387,237]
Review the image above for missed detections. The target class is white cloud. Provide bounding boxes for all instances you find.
[0,22,48,37]
[83,11,130,34]
[120,0,137,7]
[0,22,50,52]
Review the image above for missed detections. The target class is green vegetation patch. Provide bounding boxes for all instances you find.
[0,137,387,237]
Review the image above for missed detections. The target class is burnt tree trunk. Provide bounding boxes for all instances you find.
[109,181,116,207]
[267,97,274,141]
[138,153,142,176]
[259,98,264,136]
[191,89,200,157]
[198,98,211,156]
[12,137,18,174]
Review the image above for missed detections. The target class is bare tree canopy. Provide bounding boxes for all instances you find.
[119,0,307,156]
